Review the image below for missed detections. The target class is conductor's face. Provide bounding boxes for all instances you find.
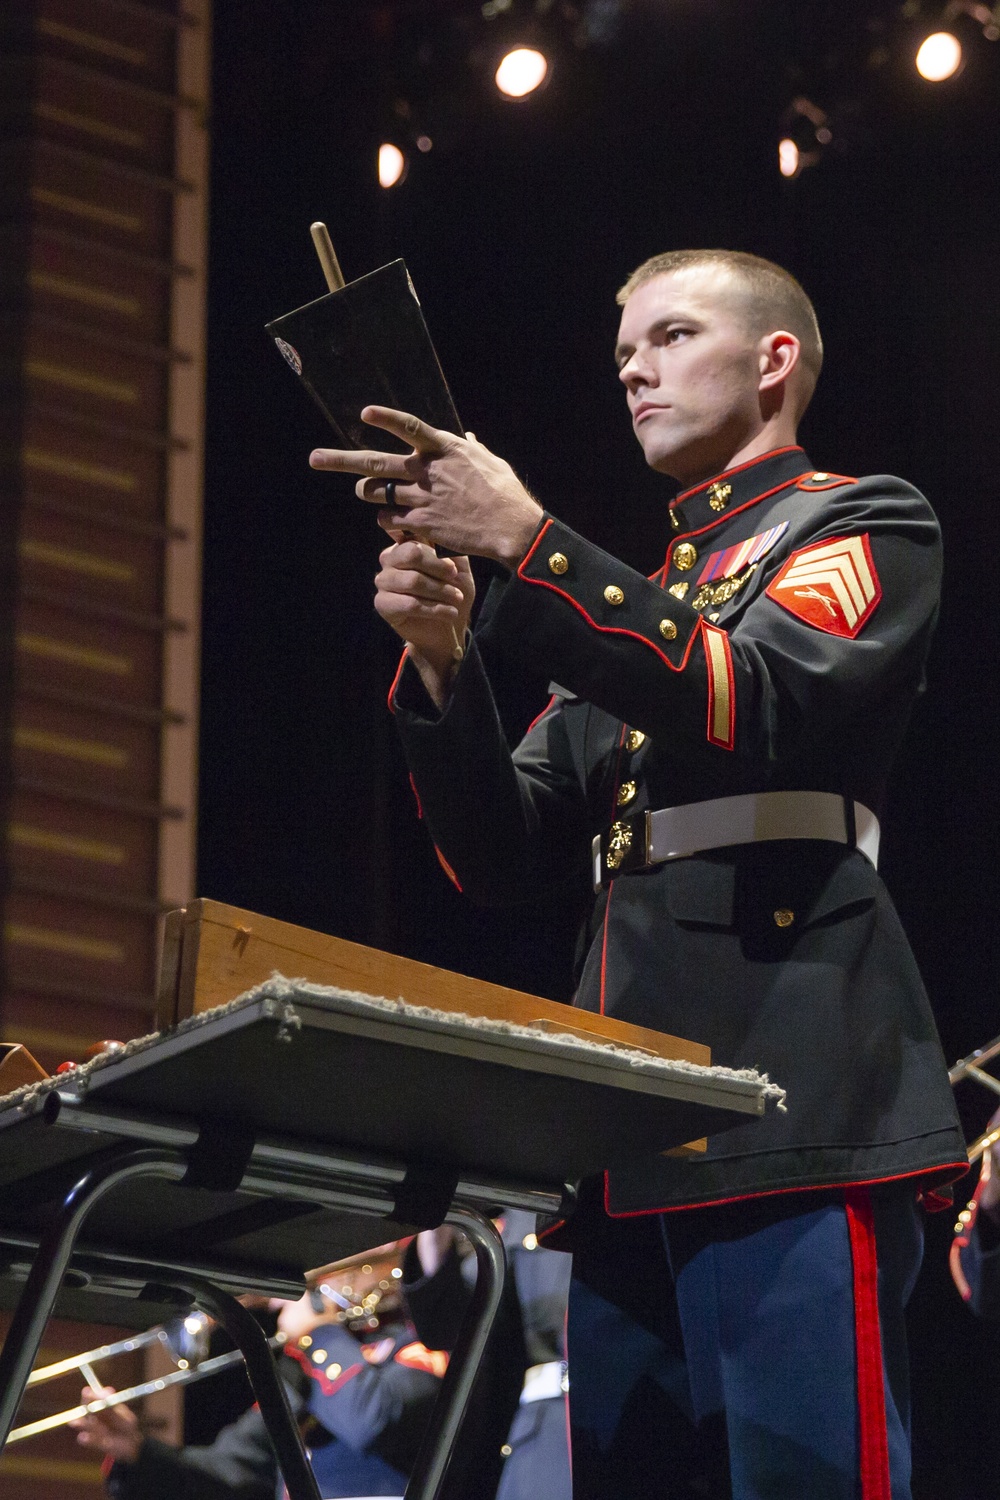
[615,266,768,486]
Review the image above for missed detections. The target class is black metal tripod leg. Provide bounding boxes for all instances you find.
[0,1148,187,1449]
[405,1205,507,1500]
[175,1275,322,1500]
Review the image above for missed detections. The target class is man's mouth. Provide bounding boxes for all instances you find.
[633,402,669,423]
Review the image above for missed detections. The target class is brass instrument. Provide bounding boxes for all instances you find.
[949,1031,1000,1163]
[6,1243,410,1445]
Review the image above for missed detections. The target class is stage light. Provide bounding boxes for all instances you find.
[495,47,548,98]
[778,138,800,178]
[378,142,407,188]
[916,31,963,80]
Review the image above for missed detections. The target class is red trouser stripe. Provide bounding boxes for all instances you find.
[845,1186,891,1500]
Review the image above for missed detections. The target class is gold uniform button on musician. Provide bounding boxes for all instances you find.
[548,552,569,575]
[617,780,637,807]
[604,584,625,605]
[773,908,795,928]
[313,1349,328,1363]
[673,542,698,571]
[626,729,646,751]
[659,619,678,641]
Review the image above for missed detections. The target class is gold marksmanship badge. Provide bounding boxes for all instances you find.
[692,563,758,611]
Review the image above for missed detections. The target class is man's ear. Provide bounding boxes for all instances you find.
[758,330,801,394]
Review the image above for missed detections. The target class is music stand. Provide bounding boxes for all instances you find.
[0,978,779,1499]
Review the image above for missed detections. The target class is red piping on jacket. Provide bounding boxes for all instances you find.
[283,1342,363,1397]
[662,472,813,572]
[598,883,614,1016]
[669,447,805,510]
[701,619,735,751]
[386,647,409,713]
[517,521,704,675]
[603,1159,970,1218]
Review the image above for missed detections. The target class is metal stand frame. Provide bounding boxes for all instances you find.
[0,1136,515,1500]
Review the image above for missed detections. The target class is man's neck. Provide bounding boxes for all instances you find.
[671,423,801,493]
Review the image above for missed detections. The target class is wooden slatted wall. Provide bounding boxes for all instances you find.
[0,0,208,1491]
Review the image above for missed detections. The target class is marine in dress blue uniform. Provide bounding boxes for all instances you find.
[402,1212,572,1500]
[96,1316,442,1500]
[310,249,969,1499]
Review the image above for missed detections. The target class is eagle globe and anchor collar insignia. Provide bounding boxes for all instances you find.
[666,446,811,536]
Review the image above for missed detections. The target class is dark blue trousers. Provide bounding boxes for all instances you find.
[566,1185,923,1500]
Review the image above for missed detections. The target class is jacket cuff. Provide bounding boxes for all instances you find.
[516,515,702,668]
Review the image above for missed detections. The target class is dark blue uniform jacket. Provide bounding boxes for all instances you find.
[391,447,967,1214]
[104,1319,440,1499]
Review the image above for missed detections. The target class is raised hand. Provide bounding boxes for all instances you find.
[309,406,543,570]
[375,541,475,707]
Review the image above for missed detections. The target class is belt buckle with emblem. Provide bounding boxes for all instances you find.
[600,811,650,881]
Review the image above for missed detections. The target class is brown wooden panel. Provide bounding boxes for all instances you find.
[1,138,175,256]
[33,0,179,93]
[165,899,712,1067]
[22,319,167,428]
[18,504,164,613]
[0,989,157,1070]
[10,227,173,342]
[6,787,158,897]
[15,597,163,708]
[11,695,160,798]
[17,405,166,519]
[36,55,175,172]
[2,887,157,997]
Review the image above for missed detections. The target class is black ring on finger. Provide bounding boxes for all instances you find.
[384,479,396,507]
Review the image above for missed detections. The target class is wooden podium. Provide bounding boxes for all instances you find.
[0,903,775,1500]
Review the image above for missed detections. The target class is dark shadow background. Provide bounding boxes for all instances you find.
[199,1,999,1491]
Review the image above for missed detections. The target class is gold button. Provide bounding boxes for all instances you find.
[626,729,646,751]
[773,908,795,928]
[604,584,625,605]
[812,472,829,482]
[673,542,698,571]
[617,780,637,806]
[659,618,677,640]
[313,1349,328,1363]
[548,552,569,575]
[501,1445,513,1457]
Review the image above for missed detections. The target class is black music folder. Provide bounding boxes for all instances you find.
[265,259,462,451]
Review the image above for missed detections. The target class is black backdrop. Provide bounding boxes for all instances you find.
[200,2,999,1490]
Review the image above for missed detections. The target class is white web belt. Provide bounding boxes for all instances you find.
[592,790,880,890]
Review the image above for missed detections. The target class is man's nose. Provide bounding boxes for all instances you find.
[619,351,654,389]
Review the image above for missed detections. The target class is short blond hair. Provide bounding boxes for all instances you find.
[617,249,824,392]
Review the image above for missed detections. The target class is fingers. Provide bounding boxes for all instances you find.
[309,447,410,479]
[378,538,457,574]
[376,565,465,610]
[360,405,454,454]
